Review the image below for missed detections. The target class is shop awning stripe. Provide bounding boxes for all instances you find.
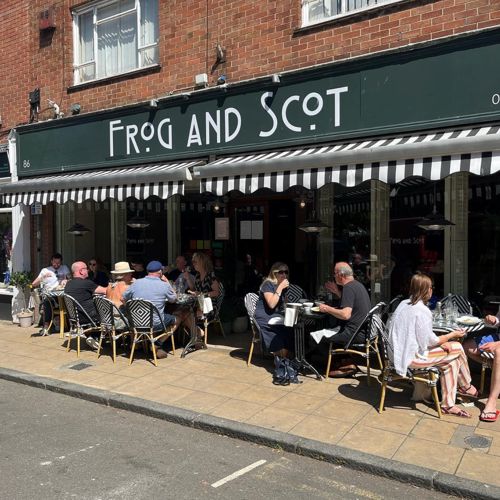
[199,151,500,195]
[0,161,199,206]
[196,126,500,194]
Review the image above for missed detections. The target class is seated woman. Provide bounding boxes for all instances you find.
[89,257,110,287]
[463,311,500,422]
[254,262,294,383]
[389,273,477,418]
[106,261,134,329]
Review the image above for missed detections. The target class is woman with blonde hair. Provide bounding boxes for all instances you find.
[389,273,478,417]
[254,262,296,383]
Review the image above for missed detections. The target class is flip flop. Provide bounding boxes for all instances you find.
[441,406,471,418]
[479,410,500,422]
[457,386,479,399]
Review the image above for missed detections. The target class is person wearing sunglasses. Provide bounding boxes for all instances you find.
[88,257,109,287]
[254,262,293,378]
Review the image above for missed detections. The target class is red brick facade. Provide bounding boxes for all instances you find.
[1,0,499,139]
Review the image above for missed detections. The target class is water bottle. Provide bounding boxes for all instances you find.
[3,270,10,285]
[434,301,443,325]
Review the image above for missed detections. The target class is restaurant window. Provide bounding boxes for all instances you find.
[389,179,446,300]
[73,0,159,84]
[302,0,402,25]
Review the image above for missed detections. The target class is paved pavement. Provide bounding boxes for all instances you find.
[0,379,455,500]
[1,321,500,498]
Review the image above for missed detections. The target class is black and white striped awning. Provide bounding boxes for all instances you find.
[0,161,201,206]
[194,126,500,195]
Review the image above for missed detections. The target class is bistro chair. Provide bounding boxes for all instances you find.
[325,302,386,384]
[382,295,403,322]
[441,294,473,315]
[93,296,130,363]
[63,294,100,357]
[124,298,176,366]
[378,324,442,418]
[480,351,495,395]
[202,282,226,344]
[244,292,265,366]
[286,284,307,303]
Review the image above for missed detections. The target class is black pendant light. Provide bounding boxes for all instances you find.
[416,184,454,231]
[298,210,329,233]
[66,222,91,236]
[126,212,150,229]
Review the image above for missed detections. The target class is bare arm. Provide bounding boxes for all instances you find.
[319,303,352,321]
[263,279,289,310]
[94,285,107,295]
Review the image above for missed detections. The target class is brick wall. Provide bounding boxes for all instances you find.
[0,0,499,135]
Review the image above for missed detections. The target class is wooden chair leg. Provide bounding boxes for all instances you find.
[204,319,209,346]
[66,332,72,352]
[151,336,158,367]
[430,371,441,418]
[77,333,81,357]
[129,333,137,365]
[247,341,255,367]
[112,334,117,363]
[366,345,371,386]
[379,378,387,413]
[170,331,176,355]
[97,331,104,359]
[374,339,384,370]
[325,344,333,378]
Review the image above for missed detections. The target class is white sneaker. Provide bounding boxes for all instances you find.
[85,336,100,350]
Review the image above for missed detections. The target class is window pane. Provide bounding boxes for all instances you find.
[78,11,94,64]
[140,0,158,47]
[97,13,137,77]
[78,62,96,82]
[139,45,158,66]
[97,0,135,22]
[307,0,340,22]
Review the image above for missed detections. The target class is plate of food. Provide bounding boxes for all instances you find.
[457,315,481,326]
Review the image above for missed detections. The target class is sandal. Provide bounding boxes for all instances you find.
[441,406,471,418]
[479,410,500,422]
[457,385,479,399]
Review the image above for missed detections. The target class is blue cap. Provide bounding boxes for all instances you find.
[146,260,163,272]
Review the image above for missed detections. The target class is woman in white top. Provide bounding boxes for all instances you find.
[389,273,477,418]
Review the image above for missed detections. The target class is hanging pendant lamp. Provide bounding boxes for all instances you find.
[298,210,329,233]
[416,184,454,231]
[66,223,91,236]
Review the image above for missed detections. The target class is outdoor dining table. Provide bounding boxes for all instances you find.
[432,318,485,337]
[172,293,203,358]
[292,307,326,380]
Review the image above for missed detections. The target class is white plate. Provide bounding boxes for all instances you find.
[457,316,481,326]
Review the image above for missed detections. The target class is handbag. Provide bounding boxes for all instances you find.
[273,356,300,385]
[198,295,213,314]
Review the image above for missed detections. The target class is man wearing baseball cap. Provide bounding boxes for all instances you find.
[122,260,178,358]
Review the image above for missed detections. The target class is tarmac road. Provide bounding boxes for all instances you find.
[0,379,455,500]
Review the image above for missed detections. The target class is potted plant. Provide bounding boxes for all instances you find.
[10,271,34,326]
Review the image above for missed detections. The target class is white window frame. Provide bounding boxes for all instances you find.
[302,0,404,27]
[72,0,158,85]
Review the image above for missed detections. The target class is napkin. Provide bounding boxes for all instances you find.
[310,327,340,344]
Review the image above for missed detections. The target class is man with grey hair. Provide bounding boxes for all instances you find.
[318,261,371,377]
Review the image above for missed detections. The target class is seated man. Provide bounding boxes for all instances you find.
[122,260,180,359]
[31,253,71,333]
[463,310,500,422]
[64,261,107,349]
[317,262,371,377]
[166,255,193,293]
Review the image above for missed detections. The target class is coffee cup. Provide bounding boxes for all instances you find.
[303,301,313,313]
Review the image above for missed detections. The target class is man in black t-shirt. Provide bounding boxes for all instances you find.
[64,261,107,349]
[318,262,371,377]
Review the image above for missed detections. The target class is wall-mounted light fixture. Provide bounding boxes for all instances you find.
[67,223,90,236]
[149,99,158,108]
[271,74,281,84]
[70,103,81,115]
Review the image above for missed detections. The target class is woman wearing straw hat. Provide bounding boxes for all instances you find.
[106,262,134,328]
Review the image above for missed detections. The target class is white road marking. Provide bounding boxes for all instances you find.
[211,459,267,488]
